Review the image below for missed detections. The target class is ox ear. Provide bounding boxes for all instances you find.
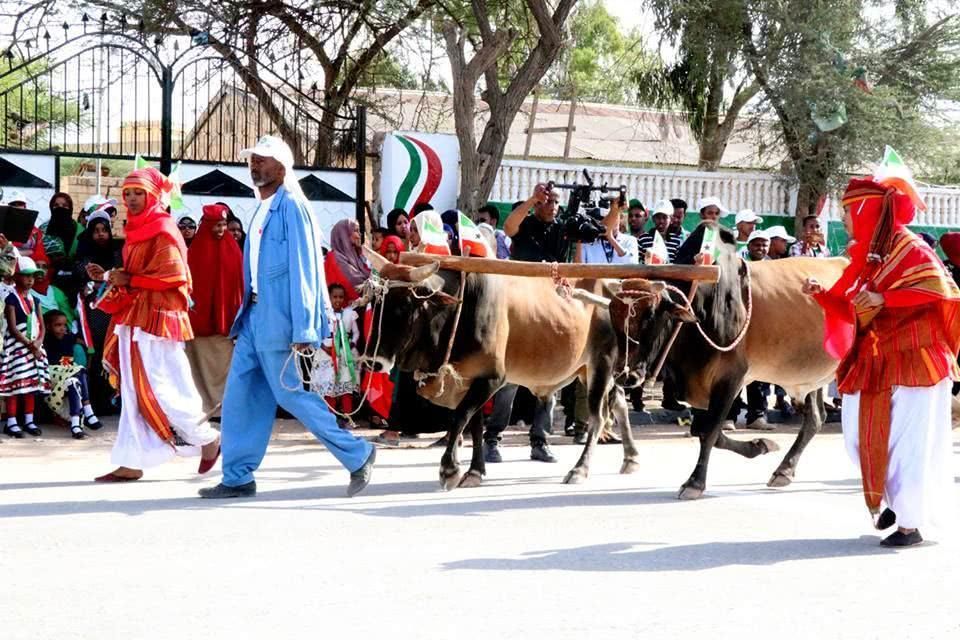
[427,290,460,306]
[662,296,697,323]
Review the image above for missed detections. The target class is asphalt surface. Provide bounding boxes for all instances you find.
[2,417,958,640]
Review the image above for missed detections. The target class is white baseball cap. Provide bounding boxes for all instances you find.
[83,195,118,216]
[240,134,295,169]
[16,256,44,276]
[4,189,27,206]
[746,229,769,243]
[651,199,673,216]
[86,211,112,226]
[765,225,796,242]
[735,209,763,225]
[696,196,726,213]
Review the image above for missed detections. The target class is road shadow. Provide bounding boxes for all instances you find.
[442,537,890,573]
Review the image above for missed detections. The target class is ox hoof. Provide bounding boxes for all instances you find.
[439,468,462,491]
[677,484,704,500]
[458,470,484,488]
[758,438,780,454]
[563,468,587,485]
[620,459,640,475]
[767,471,794,488]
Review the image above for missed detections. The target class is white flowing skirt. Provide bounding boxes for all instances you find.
[842,378,955,531]
[111,325,220,470]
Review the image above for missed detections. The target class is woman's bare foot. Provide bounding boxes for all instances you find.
[95,467,143,482]
[201,436,221,461]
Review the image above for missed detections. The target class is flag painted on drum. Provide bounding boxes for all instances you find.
[458,212,489,257]
[379,132,459,216]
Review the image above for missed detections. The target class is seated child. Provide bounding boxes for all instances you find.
[43,309,100,439]
[315,284,360,425]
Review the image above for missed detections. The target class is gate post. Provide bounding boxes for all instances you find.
[160,66,173,175]
[356,105,367,236]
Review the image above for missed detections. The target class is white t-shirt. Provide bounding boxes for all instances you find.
[581,234,639,264]
[248,194,275,294]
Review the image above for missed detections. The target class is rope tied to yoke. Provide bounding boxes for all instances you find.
[413,270,467,398]
[613,260,753,384]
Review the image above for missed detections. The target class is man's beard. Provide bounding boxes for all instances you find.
[251,171,268,187]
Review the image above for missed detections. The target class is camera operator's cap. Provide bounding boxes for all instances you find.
[651,199,673,217]
[16,256,44,277]
[735,209,763,225]
[747,229,769,244]
[240,134,295,168]
[766,225,796,242]
[696,196,727,213]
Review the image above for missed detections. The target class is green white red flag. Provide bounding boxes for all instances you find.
[420,218,451,255]
[458,212,489,257]
[874,145,926,211]
[646,230,668,264]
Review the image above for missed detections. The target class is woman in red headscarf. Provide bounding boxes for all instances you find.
[185,203,244,417]
[804,173,960,547]
[87,167,221,482]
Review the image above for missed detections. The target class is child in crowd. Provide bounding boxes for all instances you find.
[371,227,390,254]
[316,283,360,426]
[43,309,100,439]
[1,257,51,438]
[379,235,404,264]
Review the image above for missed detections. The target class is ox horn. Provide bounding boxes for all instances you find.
[363,245,390,272]
[570,289,610,308]
[605,281,623,297]
[407,261,440,282]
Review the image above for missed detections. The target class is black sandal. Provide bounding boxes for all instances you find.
[22,423,42,437]
[3,424,24,439]
[84,415,102,430]
[71,425,87,440]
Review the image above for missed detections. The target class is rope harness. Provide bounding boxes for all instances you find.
[412,270,467,398]
[612,260,753,386]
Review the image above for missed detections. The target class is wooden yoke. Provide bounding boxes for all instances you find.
[398,252,720,283]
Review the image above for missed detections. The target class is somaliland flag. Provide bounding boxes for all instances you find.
[645,230,669,264]
[420,218,452,255]
[874,145,926,211]
[699,225,721,264]
[458,212,489,258]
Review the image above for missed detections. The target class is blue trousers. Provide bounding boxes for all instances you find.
[220,324,374,487]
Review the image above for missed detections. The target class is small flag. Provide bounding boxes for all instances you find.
[167,161,185,211]
[645,231,669,264]
[420,218,452,256]
[76,293,94,354]
[873,145,926,211]
[699,225,721,264]
[458,212,489,258]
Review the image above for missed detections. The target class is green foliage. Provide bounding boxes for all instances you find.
[743,0,960,208]
[0,57,84,148]
[543,0,655,104]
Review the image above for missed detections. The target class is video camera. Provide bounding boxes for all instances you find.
[548,169,627,244]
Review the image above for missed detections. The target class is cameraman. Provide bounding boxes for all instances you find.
[503,183,565,262]
[485,182,565,465]
[574,199,637,265]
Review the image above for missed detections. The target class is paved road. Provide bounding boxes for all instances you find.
[2,419,958,640]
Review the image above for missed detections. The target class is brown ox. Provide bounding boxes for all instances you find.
[361,249,637,490]
[601,223,846,499]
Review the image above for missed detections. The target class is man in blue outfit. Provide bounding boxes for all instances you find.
[199,135,376,499]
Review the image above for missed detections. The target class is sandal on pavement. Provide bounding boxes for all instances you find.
[22,423,42,437]
[70,425,87,440]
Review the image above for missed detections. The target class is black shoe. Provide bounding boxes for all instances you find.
[484,441,503,463]
[876,508,897,530]
[22,423,41,437]
[880,529,923,547]
[661,399,685,412]
[71,425,87,440]
[347,446,377,497]
[4,425,25,439]
[198,481,257,499]
[84,415,102,430]
[530,442,557,463]
[572,430,588,445]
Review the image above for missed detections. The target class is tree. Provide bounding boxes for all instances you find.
[634,0,759,171]
[442,0,577,213]
[0,56,83,148]
[66,0,439,166]
[542,0,653,105]
[742,1,960,228]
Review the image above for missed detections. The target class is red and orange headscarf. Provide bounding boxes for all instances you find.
[120,167,187,264]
